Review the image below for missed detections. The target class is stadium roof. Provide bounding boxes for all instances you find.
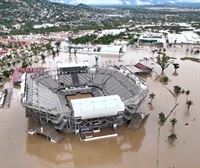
[71,95,125,120]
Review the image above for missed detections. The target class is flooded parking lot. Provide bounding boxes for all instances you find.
[0,45,200,168]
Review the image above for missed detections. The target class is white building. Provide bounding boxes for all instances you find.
[138,32,166,47]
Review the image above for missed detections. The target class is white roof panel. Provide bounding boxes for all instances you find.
[71,95,125,120]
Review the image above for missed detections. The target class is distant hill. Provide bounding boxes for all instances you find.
[0,0,108,34]
[49,0,200,6]
[76,3,90,9]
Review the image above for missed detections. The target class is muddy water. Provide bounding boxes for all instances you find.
[0,45,200,168]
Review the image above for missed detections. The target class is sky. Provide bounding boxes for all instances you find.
[50,0,200,5]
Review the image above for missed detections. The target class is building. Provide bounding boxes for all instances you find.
[138,32,165,47]
[21,64,148,141]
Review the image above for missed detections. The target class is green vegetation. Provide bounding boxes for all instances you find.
[185,90,190,101]
[186,100,193,111]
[168,133,177,143]
[161,76,169,83]
[129,34,139,45]
[156,53,173,73]
[94,33,125,45]
[0,0,199,35]
[71,34,97,44]
[180,57,200,63]
[173,85,182,96]
[71,32,126,45]
[10,25,70,35]
[173,63,180,72]
[2,70,11,78]
[149,92,155,105]
[170,118,177,128]
[181,89,185,94]
[159,113,166,124]
[21,61,29,68]
[94,34,117,45]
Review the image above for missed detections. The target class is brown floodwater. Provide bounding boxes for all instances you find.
[0,45,200,168]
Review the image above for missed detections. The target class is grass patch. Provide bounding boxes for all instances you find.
[180,57,200,63]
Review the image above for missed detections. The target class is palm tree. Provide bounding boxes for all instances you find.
[185,90,190,101]
[149,92,155,105]
[173,85,181,95]
[162,76,169,83]
[173,63,179,73]
[159,113,166,123]
[168,133,177,143]
[181,89,185,94]
[173,85,181,102]
[170,118,177,128]
[186,100,193,111]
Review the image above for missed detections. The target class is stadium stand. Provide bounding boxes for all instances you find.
[21,65,148,140]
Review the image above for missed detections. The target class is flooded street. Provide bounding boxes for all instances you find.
[0,45,200,168]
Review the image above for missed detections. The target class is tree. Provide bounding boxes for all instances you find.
[170,118,177,128]
[7,62,11,67]
[156,53,172,73]
[185,90,190,101]
[45,42,53,51]
[159,113,166,123]
[149,92,155,105]
[173,85,181,95]
[181,89,185,94]
[162,76,169,83]
[71,34,97,44]
[186,100,193,111]
[173,85,181,102]
[168,133,177,143]
[173,63,179,72]
[0,60,5,67]
[22,61,29,68]
[171,85,181,103]
[2,70,10,78]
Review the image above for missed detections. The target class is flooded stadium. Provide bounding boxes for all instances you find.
[1,45,200,168]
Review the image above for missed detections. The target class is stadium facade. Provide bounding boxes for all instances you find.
[21,63,148,140]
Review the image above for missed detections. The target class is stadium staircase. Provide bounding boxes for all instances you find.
[71,73,79,86]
